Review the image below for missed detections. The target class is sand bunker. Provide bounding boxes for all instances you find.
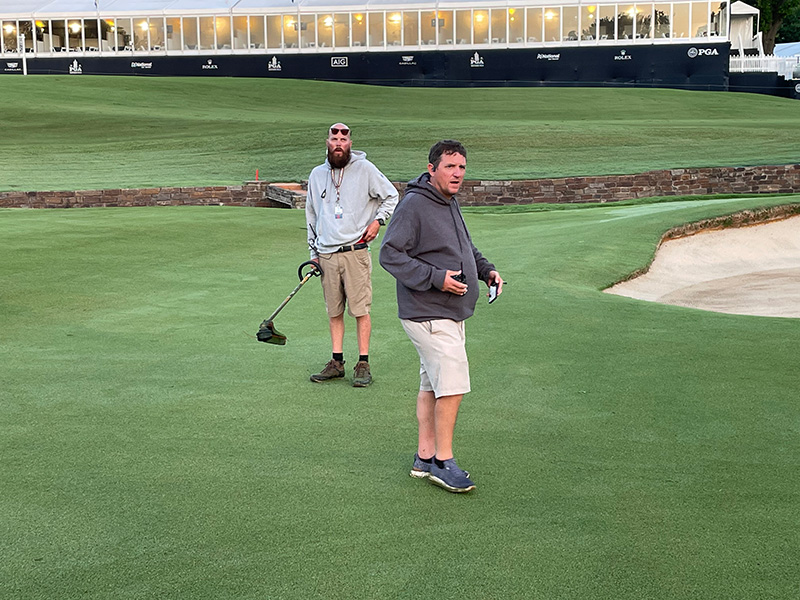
[606,215,800,318]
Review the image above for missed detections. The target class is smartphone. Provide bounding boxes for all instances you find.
[488,283,499,304]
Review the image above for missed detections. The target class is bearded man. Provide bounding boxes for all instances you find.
[305,123,399,387]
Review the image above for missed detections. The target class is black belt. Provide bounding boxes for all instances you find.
[336,242,368,253]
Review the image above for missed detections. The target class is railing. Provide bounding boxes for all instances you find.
[730,55,800,79]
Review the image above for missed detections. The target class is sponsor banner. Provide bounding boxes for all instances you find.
[687,47,720,58]
[470,52,484,68]
[5,44,730,90]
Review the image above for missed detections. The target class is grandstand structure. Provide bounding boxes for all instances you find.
[0,0,792,96]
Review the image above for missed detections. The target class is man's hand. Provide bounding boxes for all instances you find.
[362,220,382,243]
[487,270,504,298]
[442,270,468,295]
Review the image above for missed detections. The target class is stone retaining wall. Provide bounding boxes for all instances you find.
[429,164,800,207]
[0,182,291,210]
[1,164,797,210]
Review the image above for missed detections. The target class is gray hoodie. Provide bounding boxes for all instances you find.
[379,173,495,322]
[306,150,398,258]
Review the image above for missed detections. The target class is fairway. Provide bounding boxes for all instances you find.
[2,198,798,599]
[2,76,800,191]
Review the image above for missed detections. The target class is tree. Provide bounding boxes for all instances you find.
[776,5,800,43]
[754,0,800,53]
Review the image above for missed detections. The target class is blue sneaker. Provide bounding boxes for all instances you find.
[410,453,432,478]
[411,454,470,480]
[429,458,476,493]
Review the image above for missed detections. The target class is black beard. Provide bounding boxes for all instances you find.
[328,148,351,169]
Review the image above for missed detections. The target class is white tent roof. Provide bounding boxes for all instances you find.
[2,0,504,18]
[774,42,800,57]
[0,0,98,18]
[730,1,760,16]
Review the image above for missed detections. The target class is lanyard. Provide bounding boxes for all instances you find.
[330,167,344,219]
[330,167,344,204]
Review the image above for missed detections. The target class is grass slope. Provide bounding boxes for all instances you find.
[1,197,798,599]
[2,76,800,191]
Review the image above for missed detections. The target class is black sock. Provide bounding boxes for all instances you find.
[359,354,369,363]
[434,458,446,468]
[418,455,433,463]
[333,352,344,362]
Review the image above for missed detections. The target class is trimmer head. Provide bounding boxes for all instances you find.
[256,319,287,345]
[255,260,322,347]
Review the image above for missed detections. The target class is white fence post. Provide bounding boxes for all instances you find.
[729,55,800,79]
[18,34,27,75]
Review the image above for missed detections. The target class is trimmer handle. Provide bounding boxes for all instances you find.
[298,260,322,280]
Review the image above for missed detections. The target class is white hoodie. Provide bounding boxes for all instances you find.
[306,150,399,258]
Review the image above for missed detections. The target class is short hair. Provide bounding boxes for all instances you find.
[428,140,467,170]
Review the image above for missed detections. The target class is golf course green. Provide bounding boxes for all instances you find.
[2,76,800,191]
[2,195,798,598]
[1,77,798,598]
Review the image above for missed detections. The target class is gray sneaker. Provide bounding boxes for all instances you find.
[352,361,372,387]
[310,359,345,383]
[410,453,432,478]
[429,458,476,493]
[411,454,470,479]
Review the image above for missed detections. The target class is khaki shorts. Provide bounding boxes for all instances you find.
[318,249,372,318]
[401,319,471,398]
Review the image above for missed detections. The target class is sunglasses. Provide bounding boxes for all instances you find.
[330,127,350,136]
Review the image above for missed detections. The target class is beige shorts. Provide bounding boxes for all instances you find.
[318,249,372,318]
[401,319,471,398]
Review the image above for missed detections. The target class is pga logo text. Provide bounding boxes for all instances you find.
[687,47,720,58]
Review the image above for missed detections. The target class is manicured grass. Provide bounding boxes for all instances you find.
[1,76,800,191]
[2,197,798,599]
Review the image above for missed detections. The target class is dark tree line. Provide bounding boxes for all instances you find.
[754,0,800,52]
[776,4,800,44]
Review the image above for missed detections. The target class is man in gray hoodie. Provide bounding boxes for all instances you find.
[380,140,503,493]
[306,123,398,387]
